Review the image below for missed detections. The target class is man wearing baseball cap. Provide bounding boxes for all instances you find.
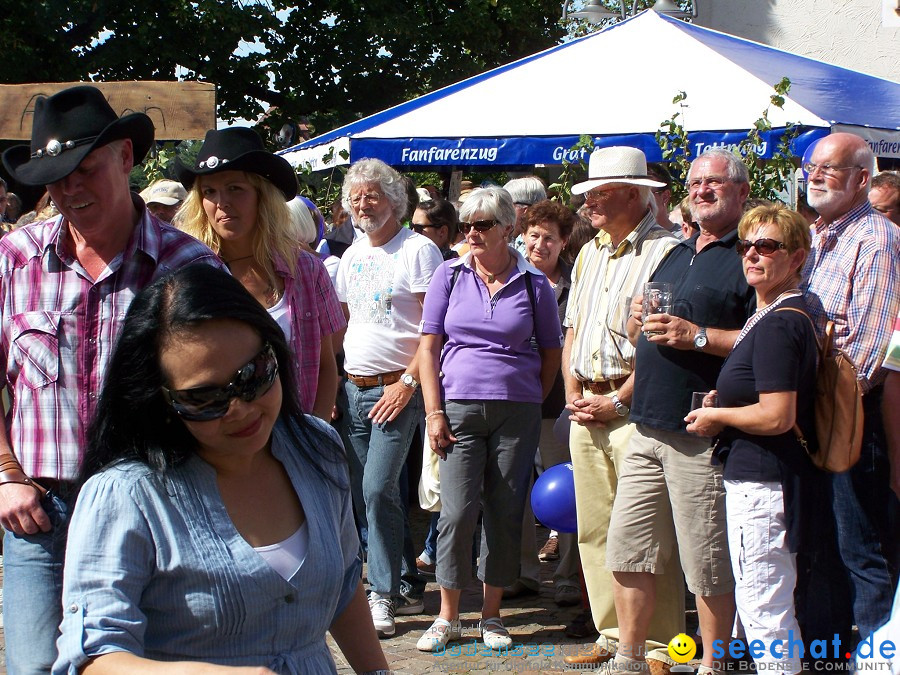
[139,178,188,223]
[0,84,222,673]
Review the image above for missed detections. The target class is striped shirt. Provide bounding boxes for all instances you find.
[0,206,223,480]
[801,201,900,393]
[564,211,677,381]
[276,251,346,413]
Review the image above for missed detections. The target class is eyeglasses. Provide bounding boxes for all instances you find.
[687,176,731,191]
[162,343,279,421]
[458,219,498,234]
[583,186,628,203]
[410,223,440,234]
[802,162,862,178]
[735,238,787,256]
[348,192,383,207]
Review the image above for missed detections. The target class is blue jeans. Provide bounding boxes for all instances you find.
[423,512,440,562]
[3,490,73,675]
[343,380,422,598]
[832,386,900,640]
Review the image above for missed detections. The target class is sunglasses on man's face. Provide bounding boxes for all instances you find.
[735,238,787,256]
[458,219,498,235]
[162,343,279,421]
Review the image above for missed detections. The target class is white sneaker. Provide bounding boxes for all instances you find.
[416,617,462,652]
[395,592,425,615]
[480,617,513,650]
[368,592,395,637]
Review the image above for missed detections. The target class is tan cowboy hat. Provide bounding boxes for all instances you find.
[571,146,666,195]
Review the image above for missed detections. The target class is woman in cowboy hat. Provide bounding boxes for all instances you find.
[176,128,343,420]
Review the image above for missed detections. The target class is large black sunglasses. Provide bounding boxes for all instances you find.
[161,343,279,421]
[458,219,498,235]
[735,238,786,256]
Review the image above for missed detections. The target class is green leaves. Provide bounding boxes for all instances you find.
[654,79,800,204]
[1,0,565,137]
[549,133,595,203]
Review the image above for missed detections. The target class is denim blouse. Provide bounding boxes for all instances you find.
[54,418,361,675]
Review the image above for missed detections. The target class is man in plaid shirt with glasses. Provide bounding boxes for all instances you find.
[801,132,900,654]
[0,85,222,674]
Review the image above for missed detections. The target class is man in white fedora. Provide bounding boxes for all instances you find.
[607,148,753,675]
[560,146,684,669]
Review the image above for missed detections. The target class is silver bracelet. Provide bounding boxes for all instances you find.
[425,409,445,421]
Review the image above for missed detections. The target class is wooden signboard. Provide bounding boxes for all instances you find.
[0,81,216,141]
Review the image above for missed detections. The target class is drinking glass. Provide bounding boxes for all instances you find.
[691,391,719,411]
[642,282,673,336]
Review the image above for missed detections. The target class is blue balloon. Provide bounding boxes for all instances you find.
[531,462,577,534]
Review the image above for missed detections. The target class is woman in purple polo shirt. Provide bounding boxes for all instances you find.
[414,187,563,652]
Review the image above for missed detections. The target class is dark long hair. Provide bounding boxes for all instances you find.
[81,264,345,486]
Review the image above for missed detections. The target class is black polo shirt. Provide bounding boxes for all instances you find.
[630,228,756,433]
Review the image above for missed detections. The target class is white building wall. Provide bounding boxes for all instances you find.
[695,0,899,83]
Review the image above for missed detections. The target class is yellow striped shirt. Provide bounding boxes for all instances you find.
[564,211,678,381]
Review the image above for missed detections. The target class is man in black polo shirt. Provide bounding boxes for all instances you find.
[605,149,754,675]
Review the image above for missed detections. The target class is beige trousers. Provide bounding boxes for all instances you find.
[569,390,686,658]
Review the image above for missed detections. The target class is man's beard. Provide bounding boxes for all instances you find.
[359,213,389,233]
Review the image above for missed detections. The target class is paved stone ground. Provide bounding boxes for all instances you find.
[328,552,608,674]
[326,509,700,674]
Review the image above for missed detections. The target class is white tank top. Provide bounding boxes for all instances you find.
[253,521,308,581]
[267,292,291,343]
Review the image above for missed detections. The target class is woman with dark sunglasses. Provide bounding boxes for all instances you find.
[176,128,344,421]
[685,204,822,674]
[53,265,388,675]
[410,198,459,261]
[414,187,563,652]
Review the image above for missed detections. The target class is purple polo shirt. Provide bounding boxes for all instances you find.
[420,250,563,404]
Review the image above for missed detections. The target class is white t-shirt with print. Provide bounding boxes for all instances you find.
[337,227,443,375]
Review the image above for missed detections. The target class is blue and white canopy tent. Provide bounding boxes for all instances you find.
[280,9,900,171]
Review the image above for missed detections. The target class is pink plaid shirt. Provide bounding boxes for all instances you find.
[276,251,346,413]
[0,206,223,480]
[801,201,900,393]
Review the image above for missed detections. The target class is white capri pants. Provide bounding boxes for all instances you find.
[725,479,803,675]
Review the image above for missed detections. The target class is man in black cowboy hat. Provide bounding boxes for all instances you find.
[0,84,223,674]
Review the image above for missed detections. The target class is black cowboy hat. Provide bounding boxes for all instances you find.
[174,128,298,200]
[2,85,154,187]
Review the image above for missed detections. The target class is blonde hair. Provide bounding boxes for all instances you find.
[178,171,300,289]
[738,204,812,273]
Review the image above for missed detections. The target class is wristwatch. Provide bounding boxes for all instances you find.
[611,394,630,417]
[400,373,419,389]
[693,326,708,351]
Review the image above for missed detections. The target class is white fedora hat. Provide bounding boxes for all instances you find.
[572,146,666,195]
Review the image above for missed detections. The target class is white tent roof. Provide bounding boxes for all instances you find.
[282,10,900,169]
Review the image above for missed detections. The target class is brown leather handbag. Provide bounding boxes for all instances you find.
[780,308,865,473]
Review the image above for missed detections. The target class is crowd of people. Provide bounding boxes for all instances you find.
[0,84,898,675]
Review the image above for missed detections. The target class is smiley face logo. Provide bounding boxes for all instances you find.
[668,633,697,663]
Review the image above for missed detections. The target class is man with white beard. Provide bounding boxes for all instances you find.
[801,132,900,648]
[336,158,443,637]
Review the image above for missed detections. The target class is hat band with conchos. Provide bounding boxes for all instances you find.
[31,137,97,159]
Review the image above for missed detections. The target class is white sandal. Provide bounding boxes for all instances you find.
[416,617,462,652]
[480,616,513,650]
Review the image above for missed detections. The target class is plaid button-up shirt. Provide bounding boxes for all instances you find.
[276,251,346,413]
[0,207,223,480]
[801,201,900,393]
